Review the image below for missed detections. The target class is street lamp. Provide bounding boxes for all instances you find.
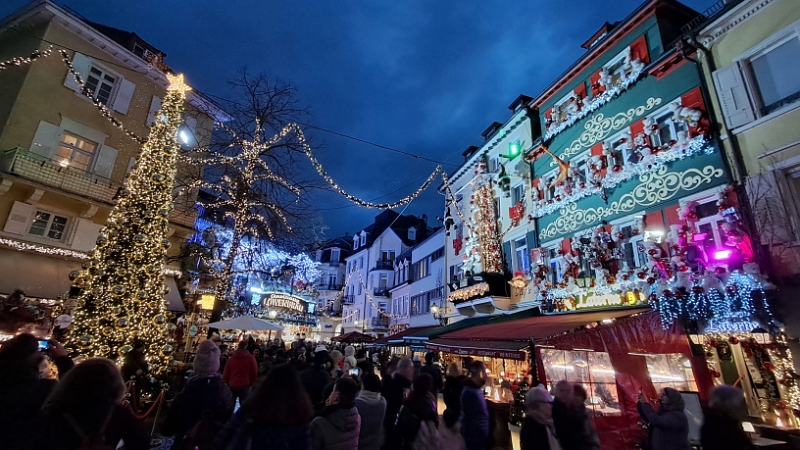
[268,310,278,319]
[430,302,447,326]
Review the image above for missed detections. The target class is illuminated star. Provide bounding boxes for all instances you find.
[167,73,192,93]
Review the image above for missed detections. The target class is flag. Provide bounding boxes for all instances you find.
[542,146,570,186]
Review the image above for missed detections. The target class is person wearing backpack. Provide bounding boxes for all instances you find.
[23,358,149,450]
[163,339,234,449]
[214,363,314,450]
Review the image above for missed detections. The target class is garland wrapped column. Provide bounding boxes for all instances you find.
[66,74,191,374]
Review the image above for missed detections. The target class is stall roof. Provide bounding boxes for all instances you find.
[441,307,651,342]
[402,317,491,342]
[373,326,438,346]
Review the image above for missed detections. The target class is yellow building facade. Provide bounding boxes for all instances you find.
[0,1,225,305]
[696,0,800,277]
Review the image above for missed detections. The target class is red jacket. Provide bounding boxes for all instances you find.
[222,349,257,388]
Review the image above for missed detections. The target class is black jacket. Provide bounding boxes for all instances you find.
[24,403,149,450]
[395,395,438,450]
[162,374,234,448]
[552,399,591,450]
[442,375,465,428]
[0,356,73,450]
[520,416,554,450]
[700,409,752,450]
[381,373,413,450]
[300,366,332,407]
[420,364,443,394]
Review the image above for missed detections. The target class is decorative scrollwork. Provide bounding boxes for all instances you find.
[538,165,724,239]
[551,97,662,166]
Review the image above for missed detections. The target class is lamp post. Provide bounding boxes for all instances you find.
[430,301,447,326]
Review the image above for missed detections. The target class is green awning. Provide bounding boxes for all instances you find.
[402,307,543,344]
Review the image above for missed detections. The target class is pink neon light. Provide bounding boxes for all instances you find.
[713,250,732,260]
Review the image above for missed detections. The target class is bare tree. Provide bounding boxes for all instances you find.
[180,71,323,320]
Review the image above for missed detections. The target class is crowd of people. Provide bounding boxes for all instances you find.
[0,332,759,450]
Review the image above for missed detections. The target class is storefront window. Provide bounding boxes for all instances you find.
[540,349,622,416]
[645,354,698,392]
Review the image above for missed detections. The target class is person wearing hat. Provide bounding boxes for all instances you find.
[162,339,233,449]
[520,387,561,450]
[0,333,73,450]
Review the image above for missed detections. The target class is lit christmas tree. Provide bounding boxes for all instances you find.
[66,74,191,374]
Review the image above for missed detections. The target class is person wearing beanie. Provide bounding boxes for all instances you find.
[0,333,74,450]
[343,356,358,373]
[163,340,233,449]
[520,387,560,450]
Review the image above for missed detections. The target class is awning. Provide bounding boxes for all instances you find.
[0,247,80,299]
[401,316,492,345]
[425,338,528,361]
[165,276,185,312]
[441,307,652,341]
[372,326,438,346]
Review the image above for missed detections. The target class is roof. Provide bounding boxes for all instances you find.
[372,326,438,346]
[402,316,493,342]
[352,210,431,248]
[441,306,652,342]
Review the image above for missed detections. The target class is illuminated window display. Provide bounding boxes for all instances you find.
[540,349,621,416]
[645,353,698,392]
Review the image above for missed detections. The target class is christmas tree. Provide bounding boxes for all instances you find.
[66,73,191,374]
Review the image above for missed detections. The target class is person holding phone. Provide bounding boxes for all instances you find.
[637,387,690,450]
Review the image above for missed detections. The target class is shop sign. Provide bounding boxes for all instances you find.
[188,325,198,337]
[424,342,527,361]
[263,293,307,313]
[689,333,772,345]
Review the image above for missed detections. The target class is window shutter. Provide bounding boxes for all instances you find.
[3,201,34,235]
[70,218,103,251]
[146,96,162,127]
[745,172,794,244]
[64,52,91,92]
[526,230,538,252]
[630,118,645,138]
[111,79,136,115]
[574,82,587,100]
[30,120,62,161]
[93,145,118,180]
[502,241,513,271]
[126,157,137,175]
[590,69,604,96]
[681,87,705,110]
[629,35,650,64]
[712,63,755,129]
[561,238,572,255]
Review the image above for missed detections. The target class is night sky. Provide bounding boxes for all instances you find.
[2,0,713,239]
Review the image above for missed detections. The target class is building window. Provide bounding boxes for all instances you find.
[545,245,564,286]
[55,132,97,172]
[693,199,726,252]
[412,257,429,281]
[85,67,116,106]
[408,227,417,240]
[542,170,558,201]
[511,184,525,205]
[540,349,622,416]
[29,210,69,241]
[488,157,499,174]
[552,92,577,123]
[513,237,530,274]
[353,238,359,250]
[747,36,800,116]
[645,354,698,392]
[649,107,688,148]
[571,154,590,182]
[603,49,631,88]
[330,248,340,262]
[381,250,395,262]
[431,247,445,261]
[618,223,647,269]
[360,234,367,246]
[606,131,632,167]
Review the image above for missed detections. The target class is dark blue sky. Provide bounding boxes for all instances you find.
[2,0,712,239]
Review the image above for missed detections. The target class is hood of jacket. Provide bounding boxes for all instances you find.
[320,403,360,432]
[357,390,385,406]
[661,387,686,412]
[229,349,252,361]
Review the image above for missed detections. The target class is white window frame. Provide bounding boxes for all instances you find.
[361,234,367,246]
[28,209,70,242]
[603,48,631,88]
[488,156,500,174]
[679,187,728,251]
[605,130,633,167]
[55,131,98,172]
[542,168,558,201]
[511,183,525,205]
[84,65,119,106]
[736,21,800,119]
[353,238,359,250]
[551,91,577,123]
[570,152,591,182]
[647,103,689,148]
[330,248,340,262]
[541,241,564,286]
[511,235,530,274]
[608,216,647,269]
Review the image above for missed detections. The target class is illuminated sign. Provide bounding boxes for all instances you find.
[199,294,215,310]
[263,293,306,314]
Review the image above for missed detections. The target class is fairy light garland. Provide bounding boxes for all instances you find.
[352,266,402,318]
[0,45,53,70]
[65,74,190,375]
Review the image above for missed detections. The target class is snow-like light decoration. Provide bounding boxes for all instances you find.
[530,137,714,218]
[543,63,645,141]
[448,282,490,302]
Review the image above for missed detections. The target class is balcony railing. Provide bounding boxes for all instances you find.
[371,316,389,328]
[373,260,394,270]
[1,147,199,227]
[373,288,390,297]
[318,283,343,291]
[0,147,120,203]
[341,295,355,305]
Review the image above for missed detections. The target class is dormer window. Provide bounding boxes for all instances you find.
[408,227,417,241]
[353,236,359,250]
[330,248,340,262]
[360,234,367,246]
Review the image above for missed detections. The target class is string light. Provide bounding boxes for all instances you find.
[448,282,490,302]
[473,182,503,272]
[351,266,402,318]
[0,45,53,70]
[66,73,190,375]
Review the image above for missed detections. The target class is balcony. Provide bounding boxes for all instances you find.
[0,147,120,203]
[373,288,390,297]
[318,283,343,291]
[373,260,394,270]
[371,316,389,329]
[341,295,355,305]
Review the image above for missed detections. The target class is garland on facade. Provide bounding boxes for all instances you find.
[472,182,503,273]
[543,55,646,141]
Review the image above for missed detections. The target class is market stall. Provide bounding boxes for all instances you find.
[370,325,437,357]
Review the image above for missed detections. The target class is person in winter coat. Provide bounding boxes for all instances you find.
[162,340,234,449]
[700,385,751,450]
[301,352,334,408]
[572,384,600,450]
[382,358,415,450]
[442,363,466,430]
[396,374,440,450]
[552,380,594,450]
[520,387,561,450]
[0,333,74,450]
[461,360,490,450]
[24,358,149,450]
[223,340,258,406]
[420,352,443,397]
[213,363,314,450]
[638,387,690,450]
[355,372,387,450]
[312,377,361,450]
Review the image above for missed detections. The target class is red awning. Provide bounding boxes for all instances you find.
[441,307,652,342]
[373,326,439,345]
[425,338,528,361]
